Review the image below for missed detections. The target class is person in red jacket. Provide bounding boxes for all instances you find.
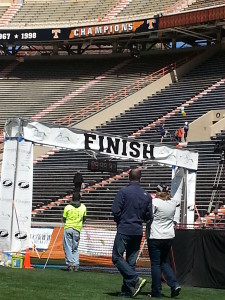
[177,127,183,142]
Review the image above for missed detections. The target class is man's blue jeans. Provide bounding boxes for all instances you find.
[63,228,80,268]
[147,239,179,298]
[112,233,142,293]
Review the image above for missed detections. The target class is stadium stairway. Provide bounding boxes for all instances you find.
[0,2,17,26]
[133,78,225,143]
[101,0,131,22]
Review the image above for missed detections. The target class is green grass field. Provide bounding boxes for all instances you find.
[0,267,224,300]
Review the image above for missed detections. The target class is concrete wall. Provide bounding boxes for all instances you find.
[33,145,53,159]
[188,110,225,141]
[211,117,225,138]
[75,44,221,131]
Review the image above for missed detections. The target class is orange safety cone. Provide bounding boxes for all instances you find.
[23,248,34,269]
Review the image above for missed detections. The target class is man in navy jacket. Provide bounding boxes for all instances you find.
[112,168,152,297]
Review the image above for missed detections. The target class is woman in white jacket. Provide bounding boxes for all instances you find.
[146,184,181,298]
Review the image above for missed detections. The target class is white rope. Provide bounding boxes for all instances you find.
[43,225,62,269]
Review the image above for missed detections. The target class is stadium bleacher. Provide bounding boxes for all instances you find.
[0,0,195,28]
[1,0,143,27]
[0,3,9,18]
[115,0,178,19]
[0,0,224,30]
[186,0,225,10]
[8,0,101,26]
[0,51,189,128]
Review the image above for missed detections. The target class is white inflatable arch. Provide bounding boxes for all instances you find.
[0,118,198,252]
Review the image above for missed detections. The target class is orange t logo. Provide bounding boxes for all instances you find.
[52,29,61,39]
[147,19,156,30]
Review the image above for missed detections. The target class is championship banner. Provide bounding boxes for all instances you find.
[11,140,33,252]
[68,19,158,39]
[0,17,158,43]
[0,140,17,251]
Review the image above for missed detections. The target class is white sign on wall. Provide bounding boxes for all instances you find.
[30,227,54,250]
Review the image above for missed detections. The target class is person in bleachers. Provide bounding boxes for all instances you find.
[146,183,181,298]
[160,124,167,143]
[173,130,179,143]
[112,168,153,297]
[63,192,86,272]
[73,170,84,193]
[183,122,189,142]
[177,127,183,143]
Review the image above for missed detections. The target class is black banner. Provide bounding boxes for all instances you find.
[172,229,225,288]
[0,17,158,43]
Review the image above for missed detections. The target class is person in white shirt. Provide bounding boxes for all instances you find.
[146,183,181,298]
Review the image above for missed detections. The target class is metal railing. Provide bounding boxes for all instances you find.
[53,56,190,126]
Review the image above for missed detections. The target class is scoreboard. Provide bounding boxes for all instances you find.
[88,159,117,172]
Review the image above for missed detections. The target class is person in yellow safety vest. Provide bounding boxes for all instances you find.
[63,192,86,271]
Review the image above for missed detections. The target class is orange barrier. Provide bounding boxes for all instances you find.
[30,227,65,259]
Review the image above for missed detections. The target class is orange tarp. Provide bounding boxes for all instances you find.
[29,227,150,267]
[30,227,65,259]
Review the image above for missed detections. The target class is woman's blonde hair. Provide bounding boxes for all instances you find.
[156,191,171,200]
